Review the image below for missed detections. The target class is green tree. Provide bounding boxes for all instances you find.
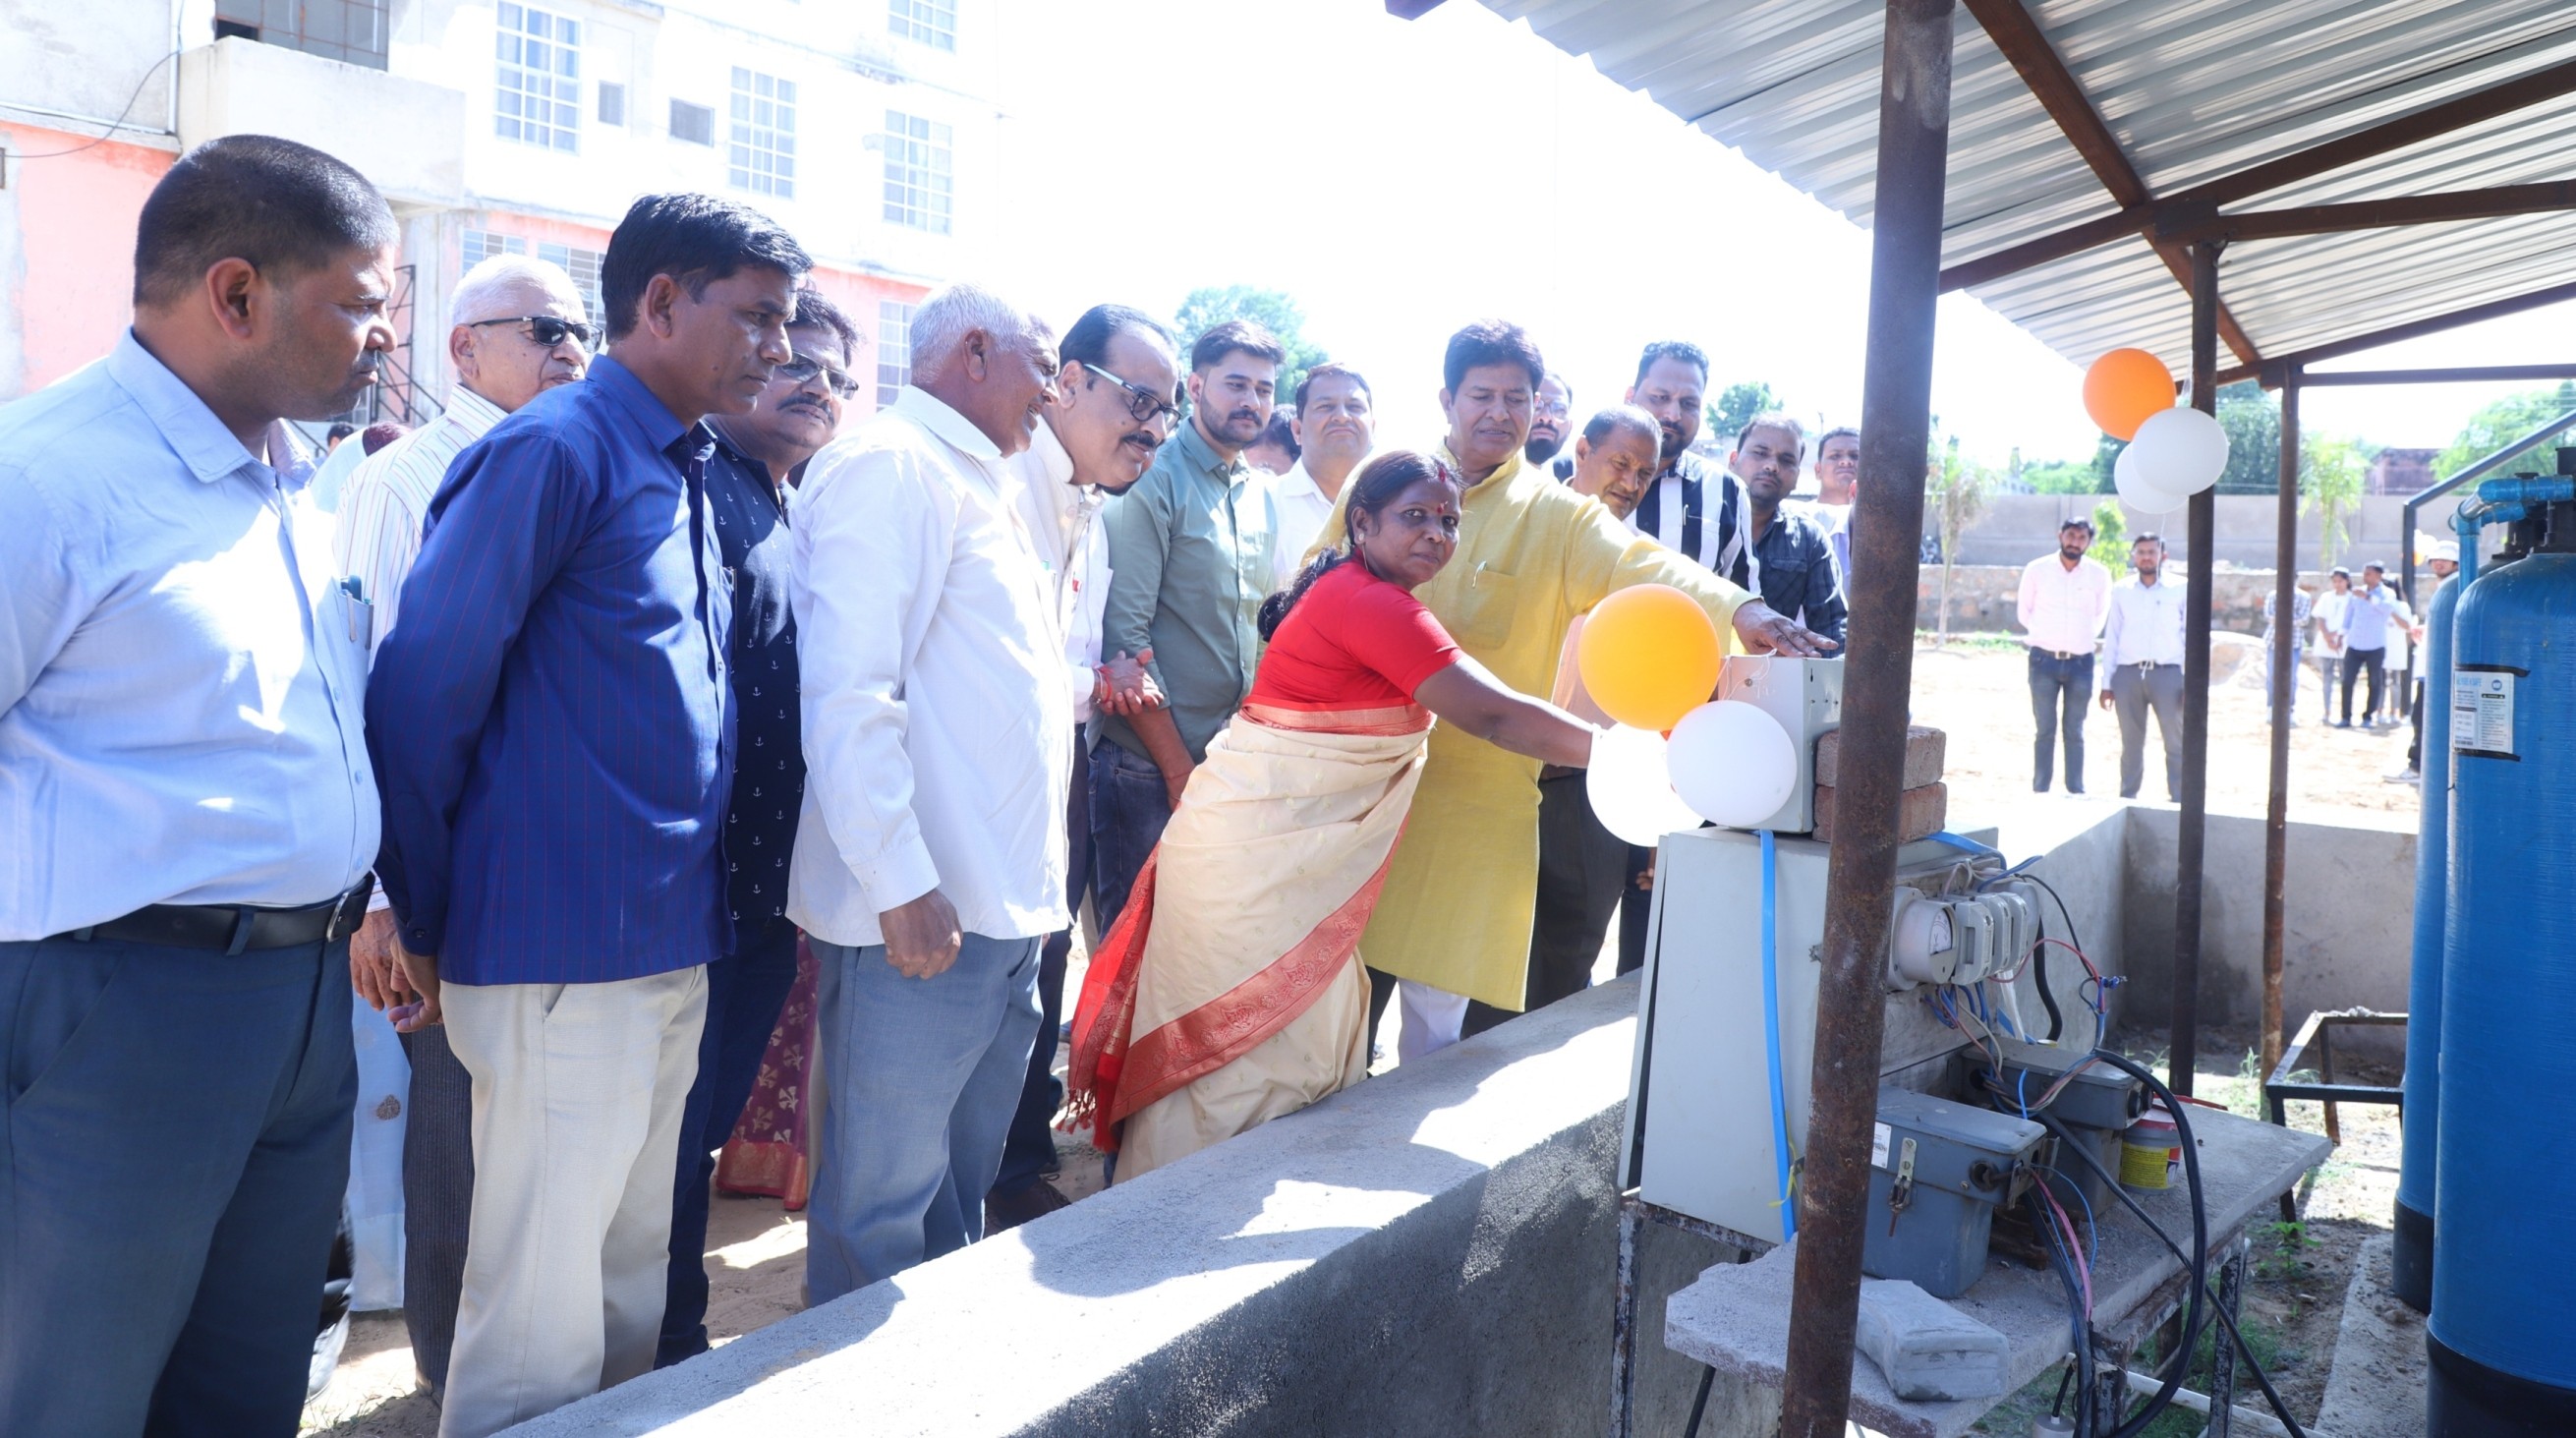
[2023,458,2101,494]
[2303,433,2367,570]
[1704,380,1782,450]
[1172,285,1329,407]
[2090,431,2124,491]
[2433,380,2576,482]
[1927,434,1993,647]
[2087,498,2128,579]
[2214,382,2284,493]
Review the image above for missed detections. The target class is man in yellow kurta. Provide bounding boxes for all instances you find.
[1308,320,1835,1058]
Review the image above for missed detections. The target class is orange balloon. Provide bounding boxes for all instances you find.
[2083,347,2176,441]
[1578,584,1722,732]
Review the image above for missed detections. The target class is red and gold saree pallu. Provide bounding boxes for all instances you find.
[1064,702,1432,1178]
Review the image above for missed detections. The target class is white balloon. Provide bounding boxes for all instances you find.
[2128,404,2231,496]
[1667,700,1800,830]
[2114,442,2186,514]
[1586,724,1703,846]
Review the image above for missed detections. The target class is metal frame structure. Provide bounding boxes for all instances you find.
[1392,1,2576,1428]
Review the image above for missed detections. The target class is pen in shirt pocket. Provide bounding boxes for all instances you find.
[338,574,372,645]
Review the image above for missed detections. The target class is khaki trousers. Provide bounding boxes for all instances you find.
[437,966,707,1438]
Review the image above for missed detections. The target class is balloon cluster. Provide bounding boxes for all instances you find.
[1577,585,1802,843]
[2083,347,2230,513]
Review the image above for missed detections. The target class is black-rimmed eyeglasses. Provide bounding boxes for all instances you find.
[775,355,861,400]
[466,316,596,350]
[1074,361,1181,427]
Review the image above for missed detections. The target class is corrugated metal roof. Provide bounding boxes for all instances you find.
[1479,0,2576,375]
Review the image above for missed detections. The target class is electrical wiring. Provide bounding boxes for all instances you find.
[2032,1107,2311,1438]
[2034,1178,2094,1316]
[2032,1163,2099,1271]
[2029,1187,2097,1436]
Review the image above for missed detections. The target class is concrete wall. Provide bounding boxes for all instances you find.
[509,978,1746,1438]
[2120,807,2416,1060]
[1943,492,2417,570]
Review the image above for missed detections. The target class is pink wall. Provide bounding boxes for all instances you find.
[2,123,175,395]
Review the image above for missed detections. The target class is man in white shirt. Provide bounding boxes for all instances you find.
[788,283,1071,1302]
[330,251,590,1398]
[2335,559,2413,728]
[1268,361,1375,590]
[1811,425,1860,587]
[2097,533,2189,801]
[2314,566,2353,716]
[2014,516,2112,794]
[987,303,1177,1233]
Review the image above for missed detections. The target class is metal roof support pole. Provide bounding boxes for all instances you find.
[2172,240,2224,1097]
[1778,1,1953,1434]
[2262,370,2301,1077]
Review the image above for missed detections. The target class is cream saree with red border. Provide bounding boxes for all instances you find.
[1066,700,1432,1181]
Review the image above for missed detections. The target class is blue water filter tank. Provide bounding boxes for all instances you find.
[2430,542,2576,1436]
[2391,569,2457,1314]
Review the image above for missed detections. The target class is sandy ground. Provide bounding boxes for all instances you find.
[301,644,2421,1434]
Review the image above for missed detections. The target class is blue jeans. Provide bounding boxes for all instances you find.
[2263,644,2304,722]
[2028,649,2092,792]
[806,931,1042,1303]
[0,934,354,1437]
[658,916,802,1365]
[1088,739,1174,935]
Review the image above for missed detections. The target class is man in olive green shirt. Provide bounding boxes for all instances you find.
[1092,318,1283,931]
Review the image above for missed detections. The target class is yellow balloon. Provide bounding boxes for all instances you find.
[1578,584,1722,731]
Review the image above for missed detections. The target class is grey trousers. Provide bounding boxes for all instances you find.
[400,1024,474,1396]
[2109,661,2185,800]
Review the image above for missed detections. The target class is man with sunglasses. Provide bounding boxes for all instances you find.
[656,286,861,1365]
[986,304,1180,1233]
[330,251,592,1400]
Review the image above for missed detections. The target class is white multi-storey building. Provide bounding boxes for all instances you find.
[0,0,998,416]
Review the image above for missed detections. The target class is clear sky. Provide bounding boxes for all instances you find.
[975,0,2575,470]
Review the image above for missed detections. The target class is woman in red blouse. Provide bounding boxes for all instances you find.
[1067,450,1598,1179]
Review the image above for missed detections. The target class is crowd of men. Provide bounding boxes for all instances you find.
[2015,519,2441,799]
[0,136,1873,1438]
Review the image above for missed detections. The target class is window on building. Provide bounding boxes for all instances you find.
[727,69,796,199]
[881,111,952,235]
[495,3,581,152]
[537,241,606,328]
[213,1,391,70]
[888,0,957,51]
[462,230,528,267]
[670,100,715,146]
[877,301,914,408]
[598,81,625,127]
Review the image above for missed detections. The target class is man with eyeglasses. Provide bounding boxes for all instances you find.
[986,303,1180,1233]
[1093,317,1284,936]
[1526,371,1574,479]
[330,251,591,1400]
[656,285,860,1366]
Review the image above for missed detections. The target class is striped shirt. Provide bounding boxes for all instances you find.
[334,384,508,657]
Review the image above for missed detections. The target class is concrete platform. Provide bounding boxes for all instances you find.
[2315,1234,2428,1438]
[1660,1109,2331,1438]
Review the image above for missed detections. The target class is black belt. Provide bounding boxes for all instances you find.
[50,880,374,953]
[2036,648,2089,661]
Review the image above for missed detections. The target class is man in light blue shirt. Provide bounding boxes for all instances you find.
[0,136,396,1437]
[2335,559,2413,728]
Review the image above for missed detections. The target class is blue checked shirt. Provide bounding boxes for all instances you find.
[0,333,377,940]
[367,355,734,984]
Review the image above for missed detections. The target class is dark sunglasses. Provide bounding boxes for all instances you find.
[467,315,596,349]
[1074,361,1181,427]
[775,355,861,400]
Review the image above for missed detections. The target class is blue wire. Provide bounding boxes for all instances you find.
[2039,1165,2100,1272]
[2016,1067,2034,1119]
[1759,830,1796,1243]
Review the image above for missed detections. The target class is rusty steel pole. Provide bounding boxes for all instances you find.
[2170,241,2224,1096]
[1778,2,1954,1434]
[2261,372,2300,1076]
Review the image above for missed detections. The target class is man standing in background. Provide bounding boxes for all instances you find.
[1269,361,1374,591]
[2098,533,2188,802]
[1811,424,1860,585]
[334,249,593,1401]
[1627,340,1746,575]
[1722,415,1847,646]
[2315,566,2353,717]
[2335,559,2412,728]
[2015,516,2110,794]
[1092,319,1282,932]
[1526,371,1574,479]
[657,286,861,1367]
[987,303,1179,1233]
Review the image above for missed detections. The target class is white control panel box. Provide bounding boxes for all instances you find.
[1715,656,1843,834]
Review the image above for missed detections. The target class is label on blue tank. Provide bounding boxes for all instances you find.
[2453,666,2519,759]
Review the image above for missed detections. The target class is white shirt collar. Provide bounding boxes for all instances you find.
[1274,461,1329,502]
[891,384,1004,463]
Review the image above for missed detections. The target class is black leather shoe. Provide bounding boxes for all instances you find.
[985,1179,1074,1235]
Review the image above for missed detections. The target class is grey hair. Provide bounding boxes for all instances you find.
[907,281,1031,381]
[452,255,585,327]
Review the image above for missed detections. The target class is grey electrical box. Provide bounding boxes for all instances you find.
[1978,1038,2146,1218]
[1862,1089,2047,1298]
